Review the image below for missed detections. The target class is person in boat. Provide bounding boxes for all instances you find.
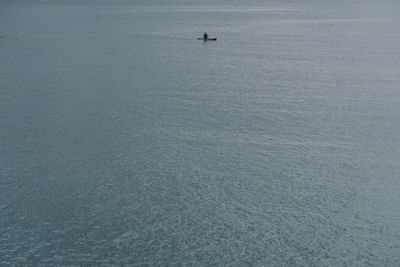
[203,32,208,39]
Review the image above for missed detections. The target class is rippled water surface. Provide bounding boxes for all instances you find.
[1,0,400,265]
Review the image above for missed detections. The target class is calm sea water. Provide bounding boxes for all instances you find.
[1,0,400,265]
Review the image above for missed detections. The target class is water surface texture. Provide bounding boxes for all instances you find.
[1,0,400,265]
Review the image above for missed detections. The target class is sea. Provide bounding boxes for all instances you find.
[1,0,400,265]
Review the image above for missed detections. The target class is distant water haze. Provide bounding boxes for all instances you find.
[1,0,400,265]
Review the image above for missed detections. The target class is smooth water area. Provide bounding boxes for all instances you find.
[1,0,400,265]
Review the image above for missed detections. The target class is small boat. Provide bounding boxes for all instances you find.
[197,37,217,41]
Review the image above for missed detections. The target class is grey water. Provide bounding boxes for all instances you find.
[1,0,400,265]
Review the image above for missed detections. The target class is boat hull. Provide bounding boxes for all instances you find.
[197,37,217,41]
